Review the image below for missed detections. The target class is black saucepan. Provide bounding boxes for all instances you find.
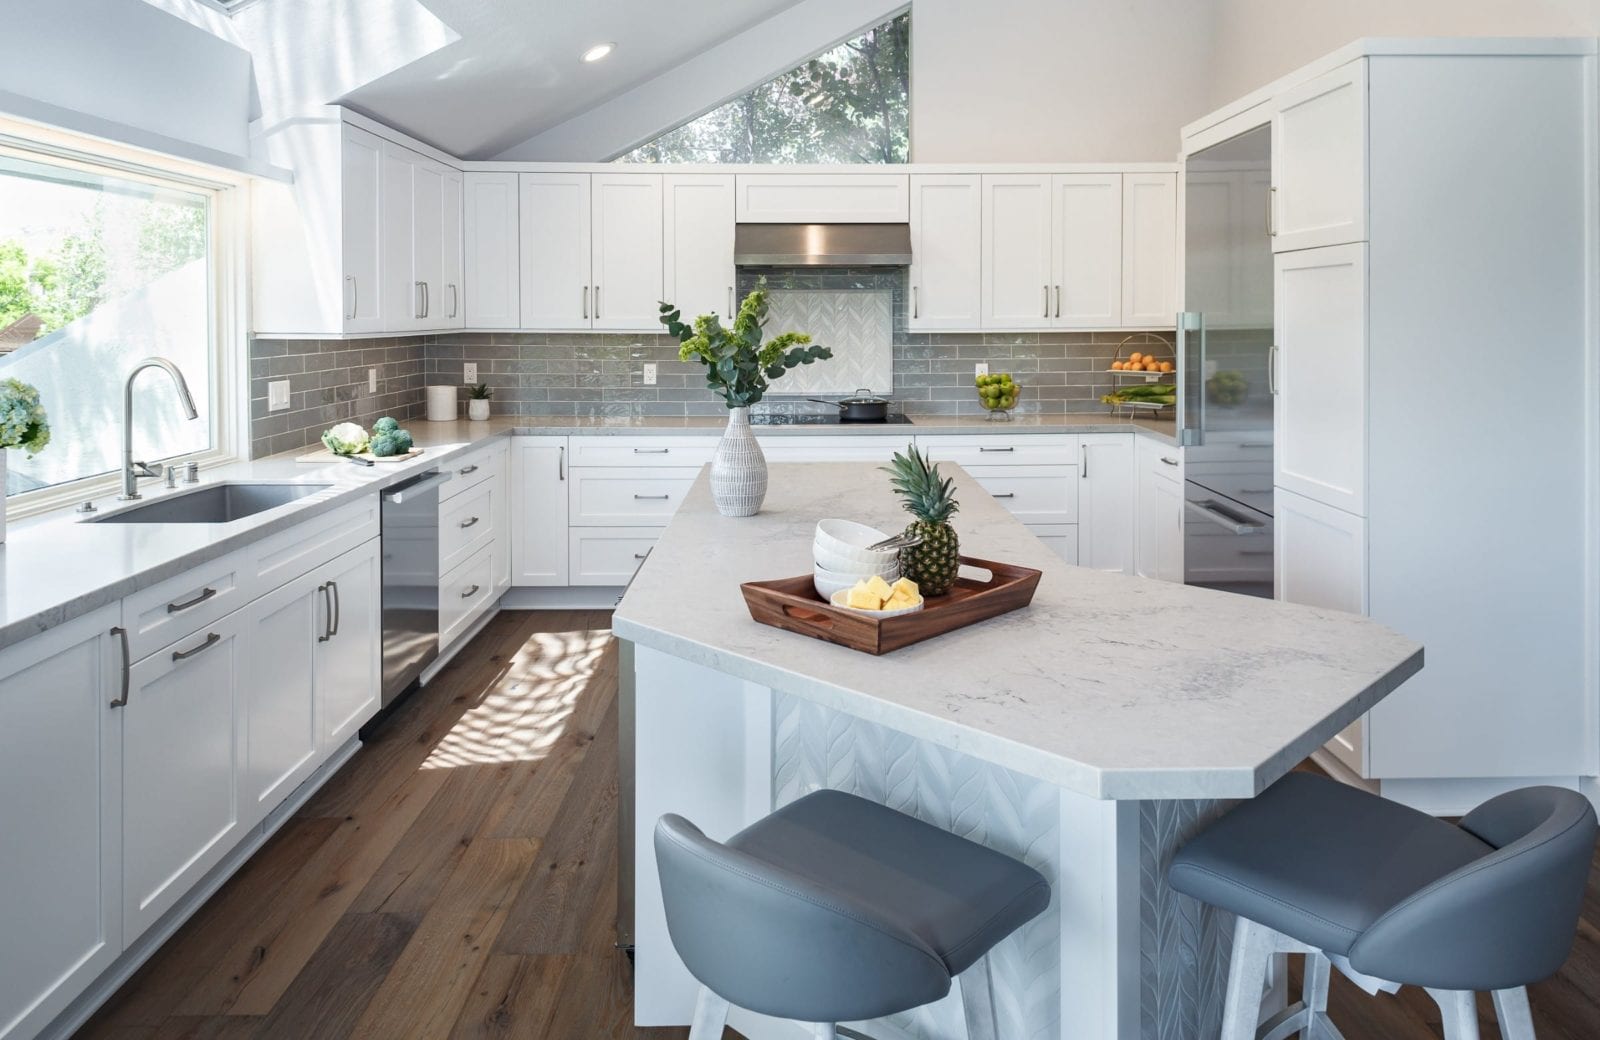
[807,388,891,422]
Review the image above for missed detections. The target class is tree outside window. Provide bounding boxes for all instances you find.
[619,12,909,164]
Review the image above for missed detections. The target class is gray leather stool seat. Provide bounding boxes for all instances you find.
[1169,772,1597,1040]
[656,789,1050,1039]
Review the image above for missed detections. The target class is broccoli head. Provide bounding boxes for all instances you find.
[368,432,405,457]
[372,416,400,434]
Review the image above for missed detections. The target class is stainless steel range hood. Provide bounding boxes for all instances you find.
[734,223,912,266]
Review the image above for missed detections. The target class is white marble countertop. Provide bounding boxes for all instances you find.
[611,463,1423,801]
[0,412,1175,654]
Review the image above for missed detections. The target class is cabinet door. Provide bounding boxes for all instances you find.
[1121,173,1177,327]
[319,538,382,751]
[981,175,1052,329]
[1274,244,1366,515]
[440,168,464,329]
[1028,524,1080,565]
[664,174,735,323]
[511,437,570,585]
[1051,173,1122,328]
[908,174,981,331]
[591,174,664,331]
[1136,448,1184,582]
[569,528,660,586]
[1078,434,1135,573]
[0,608,121,1040]
[464,172,521,329]
[1272,60,1367,252]
[340,126,384,334]
[123,612,246,940]
[520,173,591,330]
[1275,487,1366,612]
[380,142,419,331]
[241,571,320,831]
[413,158,445,328]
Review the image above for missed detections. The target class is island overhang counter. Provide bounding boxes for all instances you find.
[613,462,1422,1040]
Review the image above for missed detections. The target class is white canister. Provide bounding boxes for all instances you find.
[425,385,458,422]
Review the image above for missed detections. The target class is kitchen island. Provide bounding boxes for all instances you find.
[612,462,1423,1040]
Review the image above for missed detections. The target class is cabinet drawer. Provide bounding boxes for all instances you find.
[440,440,506,503]
[568,436,716,468]
[569,528,660,586]
[440,544,498,650]
[755,435,911,463]
[252,496,380,593]
[440,480,498,574]
[919,434,1077,467]
[1028,523,1080,565]
[966,465,1079,524]
[569,467,700,526]
[735,173,910,223]
[122,549,252,663]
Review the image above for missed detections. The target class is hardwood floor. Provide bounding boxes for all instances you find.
[73,609,1600,1040]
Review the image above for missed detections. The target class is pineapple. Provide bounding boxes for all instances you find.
[883,446,961,596]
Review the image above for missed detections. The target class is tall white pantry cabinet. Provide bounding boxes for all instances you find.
[1188,40,1600,813]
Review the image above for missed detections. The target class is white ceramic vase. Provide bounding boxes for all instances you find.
[710,406,767,517]
[467,399,491,421]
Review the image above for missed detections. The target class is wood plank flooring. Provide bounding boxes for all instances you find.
[73,609,1600,1039]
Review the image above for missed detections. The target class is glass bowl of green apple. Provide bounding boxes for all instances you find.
[975,371,1020,421]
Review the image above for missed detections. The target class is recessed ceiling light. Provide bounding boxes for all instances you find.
[582,42,615,63]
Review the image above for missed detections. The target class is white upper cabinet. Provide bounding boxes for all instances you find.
[464,172,521,329]
[519,173,593,330]
[591,174,664,331]
[0,607,122,1040]
[412,158,445,327]
[1273,243,1367,516]
[735,173,909,222]
[664,174,736,322]
[1121,173,1177,327]
[380,142,451,332]
[981,174,1053,329]
[1272,60,1367,252]
[339,126,384,334]
[907,174,982,331]
[1051,173,1123,327]
[440,169,464,328]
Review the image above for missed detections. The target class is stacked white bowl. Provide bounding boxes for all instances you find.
[813,518,901,601]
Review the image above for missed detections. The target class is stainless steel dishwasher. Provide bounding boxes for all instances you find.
[379,470,452,706]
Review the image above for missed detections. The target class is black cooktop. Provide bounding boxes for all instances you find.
[749,413,914,426]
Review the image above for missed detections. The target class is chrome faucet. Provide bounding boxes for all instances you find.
[121,357,199,500]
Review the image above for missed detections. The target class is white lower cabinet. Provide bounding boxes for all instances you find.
[1077,434,1135,573]
[122,610,248,940]
[1136,444,1184,583]
[441,542,499,649]
[964,465,1079,525]
[568,467,700,526]
[755,435,911,463]
[570,527,661,586]
[242,571,322,830]
[317,539,383,751]
[511,436,570,586]
[1027,524,1080,565]
[0,607,122,1040]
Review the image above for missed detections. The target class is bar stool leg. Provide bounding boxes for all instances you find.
[1221,917,1274,1040]
[811,1025,838,1039]
[1491,987,1535,1040]
[1426,988,1482,1040]
[688,985,730,1040]
[957,955,999,1040]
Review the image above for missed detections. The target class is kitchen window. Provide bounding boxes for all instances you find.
[618,11,910,164]
[0,124,243,515]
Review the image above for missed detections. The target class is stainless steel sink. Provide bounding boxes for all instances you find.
[90,482,332,524]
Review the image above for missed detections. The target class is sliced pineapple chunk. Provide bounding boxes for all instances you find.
[846,581,884,610]
[890,577,919,600]
[863,574,894,603]
[884,591,918,610]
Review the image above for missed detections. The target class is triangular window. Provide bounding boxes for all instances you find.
[618,11,909,164]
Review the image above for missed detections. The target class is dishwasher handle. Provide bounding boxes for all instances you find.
[382,470,453,504]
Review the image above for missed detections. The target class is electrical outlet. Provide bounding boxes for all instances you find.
[974,362,990,378]
[463,362,478,384]
[642,362,657,386]
[268,380,291,412]
[367,368,378,393]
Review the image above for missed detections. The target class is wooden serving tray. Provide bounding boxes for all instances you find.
[741,556,1042,655]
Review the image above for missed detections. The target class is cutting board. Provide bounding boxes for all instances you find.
[295,447,425,464]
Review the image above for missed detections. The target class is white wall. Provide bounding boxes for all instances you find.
[1207,0,1600,108]
[0,0,255,158]
[909,0,1214,163]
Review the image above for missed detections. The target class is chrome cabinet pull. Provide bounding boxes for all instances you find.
[1160,456,1179,466]
[728,286,735,318]
[414,281,424,319]
[912,285,919,319]
[558,445,565,481]
[991,492,1017,499]
[978,446,1014,453]
[424,282,430,318]
[109,626,130,708]
[168,586,217,613]
[317,583,332,643]
[449,283,458,318]
[634,494,669,500]
[459,515,480,529]
[1043,284,1049,318]
[1268,344,1280,395]
[461,584,481,598]
[633,552,650,560]
[1081,442,1087,478]
[345,276,357,320]
[329,580,341,637]
[1055,285,1061,318]
[172,631,221,662]
[593,284,601,319]
[458,464,479,476]
[1268,187,1277,237]
[633,447,670,454]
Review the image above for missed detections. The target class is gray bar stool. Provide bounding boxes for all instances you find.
[655,788,1051,1040]
[1169,772,1596,1040]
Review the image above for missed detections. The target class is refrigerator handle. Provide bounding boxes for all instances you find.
[1176,311,1205,447]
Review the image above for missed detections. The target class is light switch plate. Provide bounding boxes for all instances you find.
[974,362,989,378]
[463,362,478,384]
[367,368,378,393]
[642,362,657,386]
[268,380,291,412]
